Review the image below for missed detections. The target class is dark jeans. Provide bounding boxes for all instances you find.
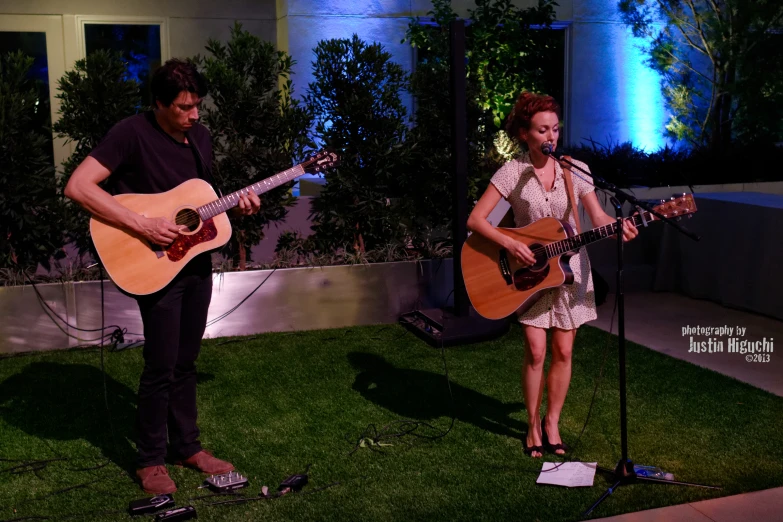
[135,256,212,468]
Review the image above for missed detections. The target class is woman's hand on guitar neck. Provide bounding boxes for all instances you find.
[504,239,537,267]
[620,218,639,242]
[134,216,187,246]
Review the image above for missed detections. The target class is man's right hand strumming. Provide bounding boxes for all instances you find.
[64,156,187,248]
[134,216,187,246]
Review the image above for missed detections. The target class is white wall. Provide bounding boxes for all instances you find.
[2,0,670,163]
[279,0,668,151]
[568,2,668,151]
[168,19,276,60]
[280,0,420,114]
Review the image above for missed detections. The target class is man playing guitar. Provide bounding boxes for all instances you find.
[64,59,260,494]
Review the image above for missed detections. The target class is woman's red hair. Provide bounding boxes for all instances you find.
[505,92,562,140]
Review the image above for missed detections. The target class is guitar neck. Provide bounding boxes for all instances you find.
[545,210,653,258]
[197,164,305,220]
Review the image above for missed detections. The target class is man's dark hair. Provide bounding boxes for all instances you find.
[150,59,208,107]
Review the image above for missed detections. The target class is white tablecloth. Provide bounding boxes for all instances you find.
[654,192,783,320]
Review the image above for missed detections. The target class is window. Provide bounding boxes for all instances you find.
[76,16,169,108]
[0,31,54,162]
[0,15,67,168]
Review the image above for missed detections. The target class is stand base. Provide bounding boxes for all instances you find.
[584,459,721,517]
[399,308,509,347]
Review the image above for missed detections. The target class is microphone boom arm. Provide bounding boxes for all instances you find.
[550,150,699,242]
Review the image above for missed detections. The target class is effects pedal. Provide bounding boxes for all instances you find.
[128,494,175,516]
[278,473,308,493]
[204,470,249,492]
[155,505,197,521]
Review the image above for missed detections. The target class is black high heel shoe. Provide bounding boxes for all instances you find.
[524,422,544,458]
[542,415,569,455]
[523,439,544,458]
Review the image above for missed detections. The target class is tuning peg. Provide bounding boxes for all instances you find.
[660,199,666,204]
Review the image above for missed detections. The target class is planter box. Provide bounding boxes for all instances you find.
[0,260,454,354]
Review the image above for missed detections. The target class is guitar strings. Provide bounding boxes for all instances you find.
[168,209,639,246]
[525,217,634,259]
[170,164,314,228]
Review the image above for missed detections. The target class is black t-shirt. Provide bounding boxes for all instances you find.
[89,111,214,276]
[89,111,213,196]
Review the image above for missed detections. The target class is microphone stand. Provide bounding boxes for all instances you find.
[551,153,719,517]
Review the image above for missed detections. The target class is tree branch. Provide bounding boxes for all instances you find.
[656,0,710,57]
[699,68,717,144]
[706,0,721,18]
[661,46,713,84]
[668,13,708,42]
[744,10,783,55]
[683,0,716,60]
[679,25,712,56]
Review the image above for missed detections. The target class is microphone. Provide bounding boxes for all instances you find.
[541,142,554,156]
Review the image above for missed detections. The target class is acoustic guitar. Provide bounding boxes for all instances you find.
[461,194,697,320]
[90,150,339,296]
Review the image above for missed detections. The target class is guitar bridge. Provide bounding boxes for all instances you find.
[150,243,165,259]
[498,249,513,285]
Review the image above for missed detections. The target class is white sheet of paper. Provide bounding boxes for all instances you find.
[536,462,597,487]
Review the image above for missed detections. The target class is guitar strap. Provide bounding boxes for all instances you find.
[186,132,224,197]
[559,155,581,234]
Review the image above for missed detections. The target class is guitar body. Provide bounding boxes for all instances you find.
[90,178,232,296]
[88,149,341,296]
[461,217,577,320]
[462,194,698,320]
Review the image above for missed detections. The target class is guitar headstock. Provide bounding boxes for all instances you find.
[650,193,697,220]
[302,149,340,174]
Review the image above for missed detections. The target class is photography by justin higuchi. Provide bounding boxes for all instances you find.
[683,325,773,361]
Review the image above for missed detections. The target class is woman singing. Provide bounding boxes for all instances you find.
[467,92,638,458]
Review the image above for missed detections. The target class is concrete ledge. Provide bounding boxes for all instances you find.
[0,259,455,355]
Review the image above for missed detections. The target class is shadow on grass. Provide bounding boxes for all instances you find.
[196,371,215,384]
[0,362,137,474]
[349,352,526,440]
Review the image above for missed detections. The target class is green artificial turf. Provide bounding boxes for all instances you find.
[1,324,781,521]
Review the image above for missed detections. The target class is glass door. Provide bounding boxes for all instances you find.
[0,15,68,170]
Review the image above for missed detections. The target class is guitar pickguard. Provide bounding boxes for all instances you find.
[166,218,218,262]
[513,265,550,291]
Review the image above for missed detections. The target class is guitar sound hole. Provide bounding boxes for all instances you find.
[529,243,548,271]
[175,208,201,233]
[509,243,550,291]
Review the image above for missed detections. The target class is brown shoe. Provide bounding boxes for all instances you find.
[136,465,177,494]
[176,450,234,475]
